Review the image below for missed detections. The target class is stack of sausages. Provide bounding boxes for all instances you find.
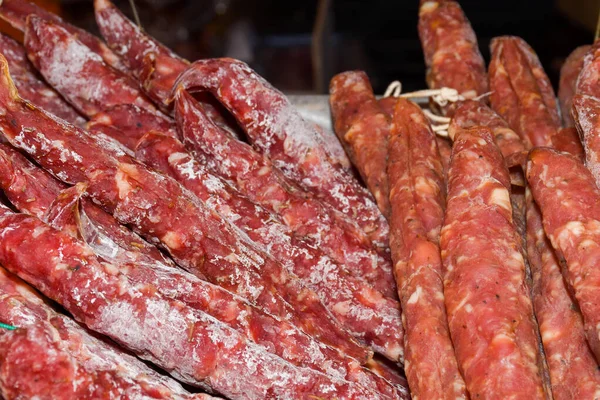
[330,1,600,399]
[0,0,595,399]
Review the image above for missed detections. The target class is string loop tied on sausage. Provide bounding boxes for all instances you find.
[383,80,453,137]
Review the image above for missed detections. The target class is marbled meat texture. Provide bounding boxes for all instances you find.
[572,40,600,186]
[527,147,600,366]
[449,100,527,159]
[173,58,390,249]
[0,266,215,400]
[489,36,561,147]
[0,58,370,362]
[24,16,157,117]
[559,45,591,127]
[552,127,584,162]
[388,98,468,400]
[575,40,600,98]
[173,88,396,299]
[0,204,387,399]
[135,131,406,364]
[330,71,391,217]
[525,189,600,400]
[418,0,488,112]
[441,126,548,399]
[0,152,400,396]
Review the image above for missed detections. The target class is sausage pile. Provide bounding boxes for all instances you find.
[0,0,595,398]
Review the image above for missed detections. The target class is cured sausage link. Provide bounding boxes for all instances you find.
[330,71,391,217]
[527,147,600,365]
[0,33,85,127]
[0,0,127,73]
[0,205,384,399]
[0,56,369,362]
[24,16,157,117]
[489,37,560,147]
[173,58,390,248]
[0,266,214,400]
[525,189,600,400]
[441,126,548,399]
[559,45,591,127]
[135,132,406,364]
[174,89,397,298]
[388,98,467,399]
[418,0,488,114]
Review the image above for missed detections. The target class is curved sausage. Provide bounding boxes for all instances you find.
[173,58,390,249]
[330,71,391,217]
[418,0,488,115]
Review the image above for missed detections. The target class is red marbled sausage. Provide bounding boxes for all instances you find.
[88,104,178,150]
[418,0,488,114]
[173,58,390,249]
[449,100,528,158]
[527,147,600,366]
[330,71,391,217]
[0,145,392,391]
[0,143,172,267]
[441,126,548,399]
[388,98,467,399]
[0,57,370,363]
[572,41,600,186]
[92,0,257,141]
[525,189,600,400]
[572,94,600,187]
[93,0,187,110]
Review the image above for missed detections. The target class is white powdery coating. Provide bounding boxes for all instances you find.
[163,139,403,359]
[35,26,111,104]
[0,269,203,399]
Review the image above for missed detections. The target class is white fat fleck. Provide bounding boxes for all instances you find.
[555,221,586,248]
[407,286,422,305]
[489,187,512,212]
[115,169,134,199]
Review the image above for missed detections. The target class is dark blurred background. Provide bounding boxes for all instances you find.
[6,0,597,95]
